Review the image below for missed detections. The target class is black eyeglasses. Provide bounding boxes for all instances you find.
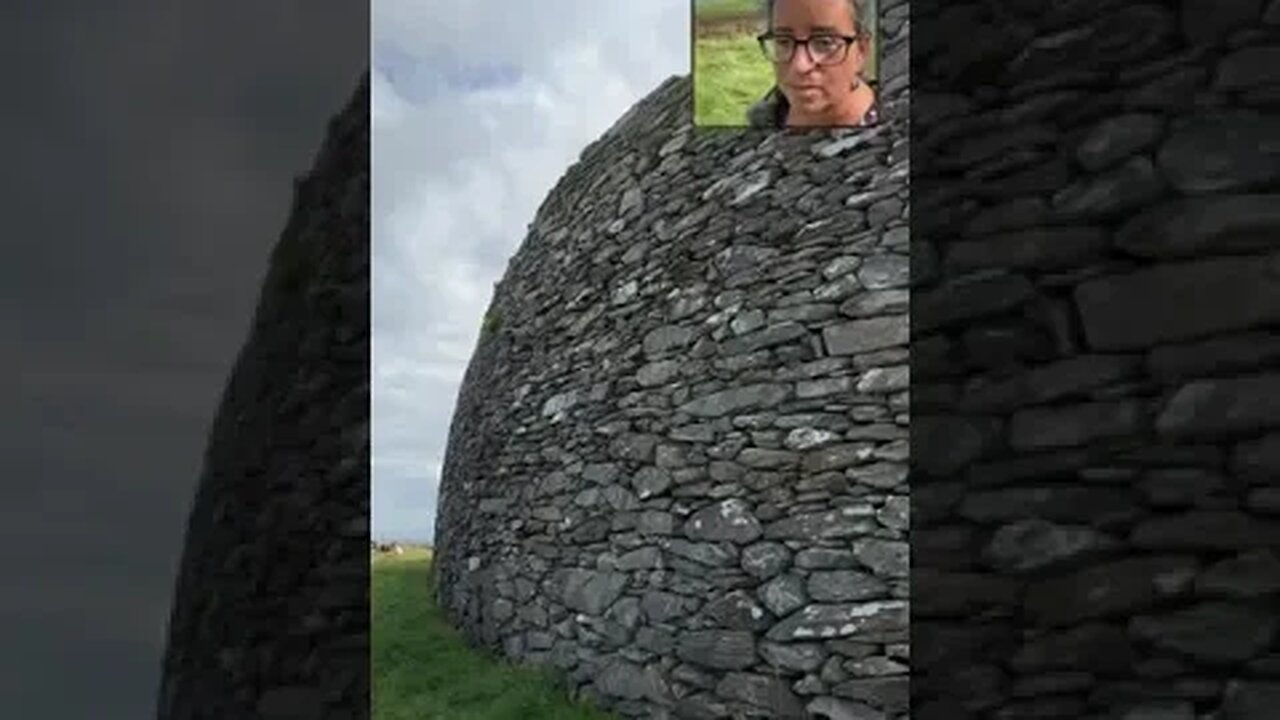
[758,31,863,65]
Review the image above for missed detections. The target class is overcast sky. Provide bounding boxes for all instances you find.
[1,3,365,716]
[372,0,690,542]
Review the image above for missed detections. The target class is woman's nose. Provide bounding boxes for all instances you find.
[788,45,817,71]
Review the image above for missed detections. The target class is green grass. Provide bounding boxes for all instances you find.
[694,0,760,21]
[372,547,617,720]
[694,34,776,126]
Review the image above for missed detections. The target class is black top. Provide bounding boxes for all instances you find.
[746,82,879,129]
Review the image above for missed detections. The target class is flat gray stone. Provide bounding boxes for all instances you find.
[1219,681,1280,720]
[912,415,1002,475]
[632,466,672,499]
[803,443,876,473]
[1024,556,1198,627]
[798,376,855,399]
[764,506,879,540]
[1249,487,1280,514]
[914,271,1037,332]
[636,510,676,535]
[616,546,663,572]
[985,519,1117,573]
[823,316,909,355]
[856,254,910,290]
[1122,701,1193,720]
[1157,112,1280,193]
[678,383,790,417]
[560,569,628,616]
[960,486,1135,524]
[840,289,908,318]
[683,498,763,544]
[766,601,907,641]
[643,324,695,356]
[807,570,889,602]
[665,539,737,567]
[1157,374,1280,438]
[1182,0,1263,44]
[676,630,757,670]
[1147,332,1280,382]
[850,461,907,490]
[737,447,800,469]
[785,427,842,451]
[807,696,886,720]
[1023,354,1141,403]
[946,227,1109,272]
[795,548,860,570]
[856,366,909,393]
[716,672,806,718]
[831,676,908,713]
[1052,156,1166,219]
[721,321,809,355]
[1076,113,1164,171]
[641,590,697,624]
[1011,623,1133,674]
[609,433,660,462]
[852,539,908,578]
[704,590,772,632]
[1235,432,1280,479]
[759,641,827,672]
[1197,550,1280,597]
[1118,194,1280,259]
[1216,45,1280,90]
[594,660,668,702]
[876,496,909,531]
[1130,602,1277,663]
[1075,254,1280,351]
[636,360,681,387]
[1132,511,1280,549]
[741,541,791,579]
[1010,400,1145,450]
[759,574,808,617]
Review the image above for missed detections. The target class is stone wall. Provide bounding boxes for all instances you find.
[433,3,911,717]
[912,1,1280,717]
[156,75,370,720]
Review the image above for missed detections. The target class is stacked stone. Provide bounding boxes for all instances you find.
[157,75,370,719]
[912,1,1280,718]
[434,4,911,717]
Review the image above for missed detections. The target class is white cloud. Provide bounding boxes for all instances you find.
[372,0,689,542]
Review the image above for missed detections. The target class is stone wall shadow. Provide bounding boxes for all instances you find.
[911,1,1280,717]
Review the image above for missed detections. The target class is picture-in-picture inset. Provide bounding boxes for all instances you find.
[693,0,881,128]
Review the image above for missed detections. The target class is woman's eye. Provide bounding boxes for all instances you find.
[812,37,838,53]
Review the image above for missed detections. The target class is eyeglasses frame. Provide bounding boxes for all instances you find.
[756,29,868,66]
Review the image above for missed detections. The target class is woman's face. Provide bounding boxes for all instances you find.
[769,0,868,118]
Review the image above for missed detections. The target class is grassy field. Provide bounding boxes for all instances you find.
[694,34,775,126]
[693,0,759,20]
[372,547,616,720]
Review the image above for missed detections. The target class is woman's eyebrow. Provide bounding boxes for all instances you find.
[774,24,844,35]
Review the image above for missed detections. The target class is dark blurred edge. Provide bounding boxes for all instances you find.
[154,7,371,720]
[911,1,1280,718]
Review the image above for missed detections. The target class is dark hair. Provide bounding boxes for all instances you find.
[761,0,868,34]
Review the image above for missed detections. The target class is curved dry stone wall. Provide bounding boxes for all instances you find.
[434,7,910,719]
[912,1,1280,718]
[157,75,369,720]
